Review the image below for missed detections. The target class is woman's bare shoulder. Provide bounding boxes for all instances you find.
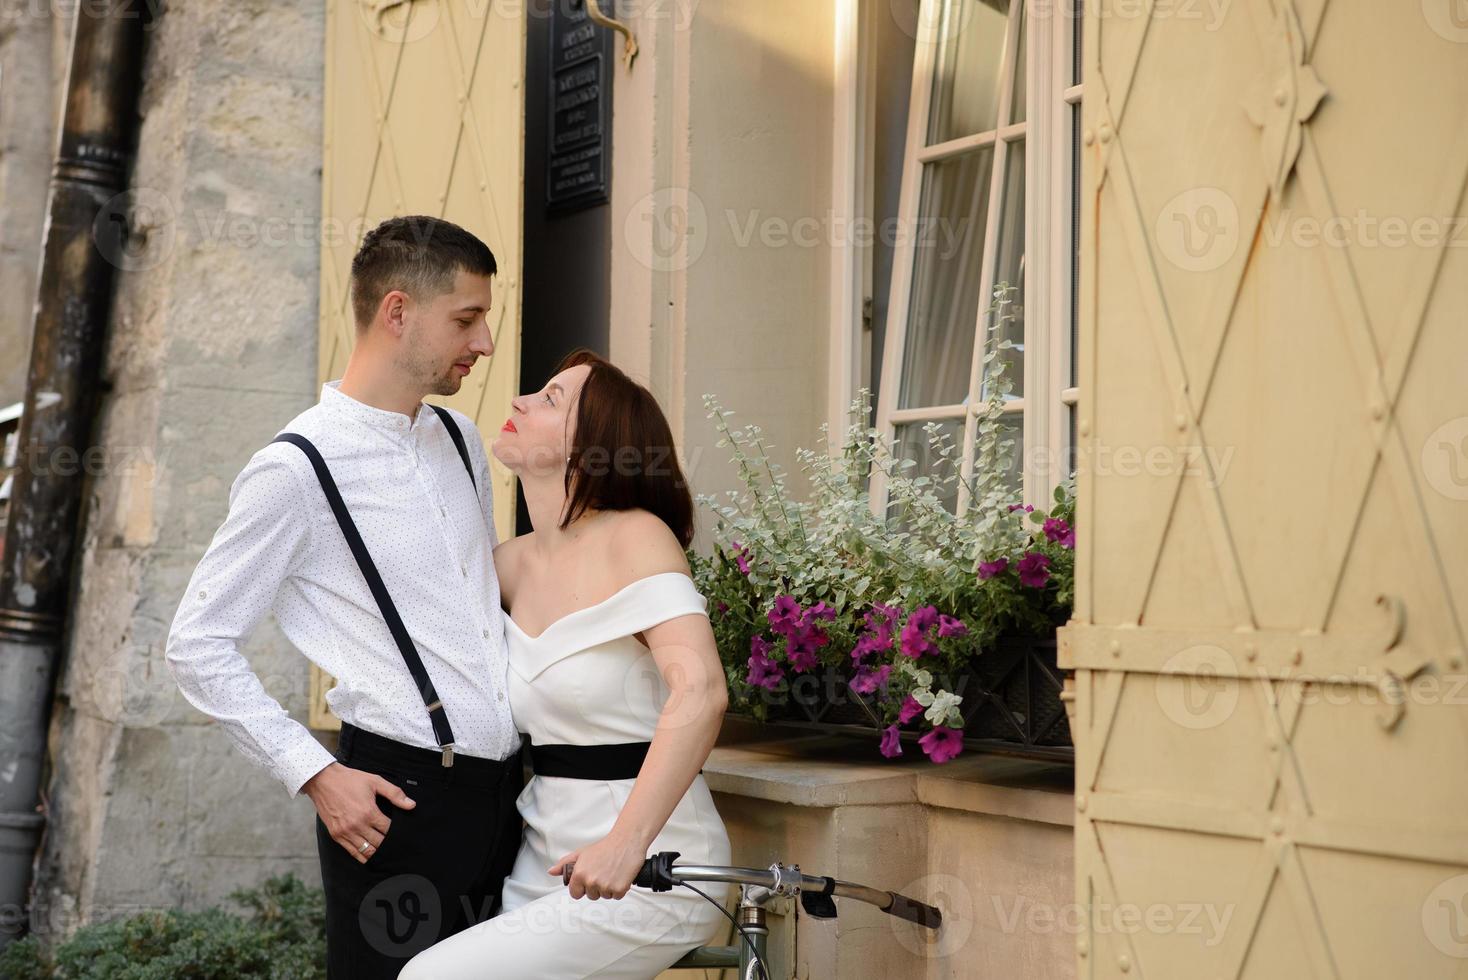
[492,532,535,597]
[604,509,690,583]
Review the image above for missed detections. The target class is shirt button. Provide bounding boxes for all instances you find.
[460,564,468,577]
[497,691,505,701]
[198,589,207,600]
[482,628,490,639]
[440,504,447,516]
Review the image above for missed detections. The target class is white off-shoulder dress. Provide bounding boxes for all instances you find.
[400,572,733,979]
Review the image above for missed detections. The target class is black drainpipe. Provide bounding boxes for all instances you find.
[0,2,150,948]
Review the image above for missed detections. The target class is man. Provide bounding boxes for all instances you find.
[166,215,522,978]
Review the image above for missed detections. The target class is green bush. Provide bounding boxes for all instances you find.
[0,874,325,980]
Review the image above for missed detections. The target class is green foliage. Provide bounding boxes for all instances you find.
[0,875,326,980]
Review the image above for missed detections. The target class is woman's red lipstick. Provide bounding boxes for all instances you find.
[501,419,517,433]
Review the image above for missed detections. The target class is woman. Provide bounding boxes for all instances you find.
[401,350,733,978]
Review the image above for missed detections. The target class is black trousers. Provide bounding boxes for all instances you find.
[315,724,525,979]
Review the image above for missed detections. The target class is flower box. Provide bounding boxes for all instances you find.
[724,632,1072,763]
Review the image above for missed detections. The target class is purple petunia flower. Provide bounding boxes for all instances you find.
[746,657,783,690]
[746,635,784,690]
[879,725,904,759]
[1043,517,1075,549]
[899,606,939,658]
[1017,552,1052,588]
[866,603,903,631]
[767,595,802,635]
[918,725,964,764]
[897,695,924,725]
[731,540,752,576]
[850,663,893,695]
[806,601,837,622]
[978,557,1009,580]
[716,601,729,616]
[785,607,831,671]
[786,630,823,672]
[937,615,968,638]
[1007,503,1034,513]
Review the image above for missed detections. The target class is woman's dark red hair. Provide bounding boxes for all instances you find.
[554,349,695,547]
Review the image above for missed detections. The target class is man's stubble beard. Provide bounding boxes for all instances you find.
[396,323,460,397]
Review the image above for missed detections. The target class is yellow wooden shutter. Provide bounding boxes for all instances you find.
[1062,3,1468,976]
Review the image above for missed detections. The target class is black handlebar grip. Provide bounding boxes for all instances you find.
[886,893,943,929]
[635,850,682,891]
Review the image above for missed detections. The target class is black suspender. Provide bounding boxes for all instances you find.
[428,405,476,491]
[271,405,478,767]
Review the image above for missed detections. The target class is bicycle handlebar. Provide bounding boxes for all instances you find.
[631,851,943,931]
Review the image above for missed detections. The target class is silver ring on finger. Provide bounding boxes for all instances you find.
[358,840,371,854]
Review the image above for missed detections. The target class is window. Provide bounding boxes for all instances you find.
[871,0,1084,512]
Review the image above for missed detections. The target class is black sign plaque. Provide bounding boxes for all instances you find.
[547,1,611,213]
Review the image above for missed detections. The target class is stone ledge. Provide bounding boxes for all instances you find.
[704,728,1076,827]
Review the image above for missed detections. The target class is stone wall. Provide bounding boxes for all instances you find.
[29,0,329,937]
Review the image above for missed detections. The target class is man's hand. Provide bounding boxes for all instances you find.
[303,762,416,864]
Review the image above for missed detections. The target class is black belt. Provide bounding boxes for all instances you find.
[526,738,652,780]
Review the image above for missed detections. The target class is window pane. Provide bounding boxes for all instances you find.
[1067,405,1077,478]
[1009,2,1027,124]
[891,420,964,516]
[990,139,1025,400]
[1071,0,1083,87]
[927,0,1013,144]
[899,147,995,410]
[1069,105,1080,388]
[870,3,919,423]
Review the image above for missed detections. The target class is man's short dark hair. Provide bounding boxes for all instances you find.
[349,215,498,330]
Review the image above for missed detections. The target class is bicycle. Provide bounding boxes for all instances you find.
[564,850,944,980]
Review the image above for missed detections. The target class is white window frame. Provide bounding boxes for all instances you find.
[863,0,1084,514]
